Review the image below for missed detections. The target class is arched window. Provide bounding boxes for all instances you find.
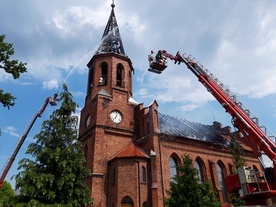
[141,166,147,183]
[194,160,203,184]
[100,63,108,85]
[121,196,134,207]
[194,157,206,184]
[216,162,228,202]
[116,64,124,87]
[142,202,146,207]
[169,156,178,181]
[87,67,94,93]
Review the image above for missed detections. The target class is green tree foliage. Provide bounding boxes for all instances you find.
[230,133,246,172]
[0,34,27,109]
[164,155,220,207]
[229,133,246,206]
[0,181,15,206]
[14,84,92,206]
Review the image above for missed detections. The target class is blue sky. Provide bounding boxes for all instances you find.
[1,0,276,188]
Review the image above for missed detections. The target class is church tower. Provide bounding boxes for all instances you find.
[78,3,149,207]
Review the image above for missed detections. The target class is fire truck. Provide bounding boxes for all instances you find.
[148,50,276,206]
[0,94,59,187]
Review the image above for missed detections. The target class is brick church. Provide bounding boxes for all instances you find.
[78,3,261,207]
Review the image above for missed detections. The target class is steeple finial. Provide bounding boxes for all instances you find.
[111,0,115,8]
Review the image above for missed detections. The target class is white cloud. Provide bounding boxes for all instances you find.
[72,91,86,98]
[0,70,14,82]
[137,88,149,96]
[43,79,59,90]
[2,126,20,138]
[1,1,276,114]
[5,126,17,132]
[52,6,110,33]
[178,102,204,112]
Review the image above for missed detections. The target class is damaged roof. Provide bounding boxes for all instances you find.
[96,4,126,56]
[159,113,231,147]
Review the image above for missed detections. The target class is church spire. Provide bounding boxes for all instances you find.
[96,2,126,56]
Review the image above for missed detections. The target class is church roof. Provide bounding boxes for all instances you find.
[96,4,126,56]
[112,143,149,160]
[159,113,231,147]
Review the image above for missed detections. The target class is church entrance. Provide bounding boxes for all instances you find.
[121,196,134,207]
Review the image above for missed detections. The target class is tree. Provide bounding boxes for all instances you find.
[0,181,15,206]
[14,84,93,206]
[0,34,27,109]
[229,133,246,206]
[230,133,246,173]
[164,154,220,207]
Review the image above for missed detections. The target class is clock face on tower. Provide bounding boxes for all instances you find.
[110,110,122,124]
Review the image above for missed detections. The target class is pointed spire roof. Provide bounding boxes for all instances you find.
[96,3,126,56]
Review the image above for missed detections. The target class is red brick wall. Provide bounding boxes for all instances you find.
[107,158,149,207]
[134,102,262,205]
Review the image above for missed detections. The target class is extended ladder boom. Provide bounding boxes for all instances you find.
[0,94,58,187]
[148,49,276,205]
[148,50,276,168]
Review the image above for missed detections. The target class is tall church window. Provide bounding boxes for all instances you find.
[100,62,108,85]
[87,67,94,93]
[141,166,147,183]
[169,156,178,181]
[194,157,206,184]
[116,64,124,87]
[216,162,228,202]
[142,202,147,207]
[194,160,203,184]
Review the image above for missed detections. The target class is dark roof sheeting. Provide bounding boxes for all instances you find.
[96,8,126,56]
[159,113,230,147]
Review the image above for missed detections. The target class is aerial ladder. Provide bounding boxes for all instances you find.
[148,50,276,206]
[0,94,59,187]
